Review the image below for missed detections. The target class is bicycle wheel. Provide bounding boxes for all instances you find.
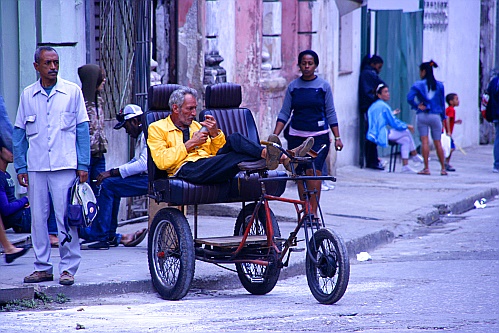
[148,208,195,300]
[305,228,349,304]
[233,202,281,295]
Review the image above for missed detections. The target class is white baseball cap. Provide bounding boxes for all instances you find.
[114,104,143,129]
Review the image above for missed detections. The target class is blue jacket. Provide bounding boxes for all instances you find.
[407,79,446,120]
[0,95,13,151]
[367,99,407,147]
[486,76,499,121]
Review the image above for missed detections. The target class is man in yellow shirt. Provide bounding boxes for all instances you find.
[148,87,301,184]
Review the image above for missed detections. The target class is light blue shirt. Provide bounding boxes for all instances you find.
[367,99,407,147]
[14,78,90,174]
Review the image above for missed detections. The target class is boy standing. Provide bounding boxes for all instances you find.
[444,93,462,172]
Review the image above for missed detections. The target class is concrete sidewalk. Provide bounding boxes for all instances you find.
[1,144,498,303]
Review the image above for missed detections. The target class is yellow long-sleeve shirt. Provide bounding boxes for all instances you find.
[147,116,226,176]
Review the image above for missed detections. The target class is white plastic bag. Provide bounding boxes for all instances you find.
[441,134,451,158]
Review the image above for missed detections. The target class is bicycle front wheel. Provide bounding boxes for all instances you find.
[148,208,195,300]
[305,228,349,304]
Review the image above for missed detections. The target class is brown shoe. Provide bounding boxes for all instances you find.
[292,137,314,157]
[265,134,281,170]
[59,271,75,286]
[288,137,314,172]
[24,271,54,283]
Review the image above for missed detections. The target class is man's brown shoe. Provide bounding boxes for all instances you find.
[59,271,75,286]
[292,137,314,157]
[265,134,281,170]
[24,271,53,283]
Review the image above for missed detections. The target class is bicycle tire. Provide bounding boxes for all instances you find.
[148,208,195,300]
[233,202,281,295]
[305,228,350,304]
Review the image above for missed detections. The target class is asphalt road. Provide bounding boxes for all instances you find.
[1,198,498,333]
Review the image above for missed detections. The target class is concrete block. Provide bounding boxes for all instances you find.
[298,1,313,33]
[205,0,219,37]
[0,284,34,304]
[263,1,282,35]
[205,37,219,54]
[263,36,282,69]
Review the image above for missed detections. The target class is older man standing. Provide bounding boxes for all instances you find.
[13,46,90,285]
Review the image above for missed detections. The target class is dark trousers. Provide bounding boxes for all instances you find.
[362,112,379,168]
[176,132,263,184]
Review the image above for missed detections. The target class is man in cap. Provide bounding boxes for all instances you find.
[79,104,147,250]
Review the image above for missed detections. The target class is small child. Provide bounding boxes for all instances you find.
[444,93,462,172]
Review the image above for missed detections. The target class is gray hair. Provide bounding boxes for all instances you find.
[34,46,58,63]
[169,87,198,110]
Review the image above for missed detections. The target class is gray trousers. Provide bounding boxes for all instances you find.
[28,170,81,275]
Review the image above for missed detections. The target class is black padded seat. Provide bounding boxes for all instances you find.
[145,82,286,205]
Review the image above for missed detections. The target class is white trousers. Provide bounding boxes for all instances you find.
[388,129,416,160]
[28,170,81,275]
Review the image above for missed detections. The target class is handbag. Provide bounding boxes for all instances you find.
[61,177,98,245]
[66,178,85,227]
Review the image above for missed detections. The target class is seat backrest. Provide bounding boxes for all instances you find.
[144,84,183,187]
[201,83,260,143]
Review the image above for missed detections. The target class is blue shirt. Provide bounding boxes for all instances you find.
[367,99,407,147]
[407,79,446,120]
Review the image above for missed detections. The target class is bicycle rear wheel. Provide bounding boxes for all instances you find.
[233,202,281,295]
[305,228,349,304]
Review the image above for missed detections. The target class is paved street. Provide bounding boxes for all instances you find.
[1,193,497,333]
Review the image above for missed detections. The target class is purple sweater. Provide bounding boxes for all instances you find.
[0,170,28,217]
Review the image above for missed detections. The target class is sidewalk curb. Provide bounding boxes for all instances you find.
[5,186,498,302]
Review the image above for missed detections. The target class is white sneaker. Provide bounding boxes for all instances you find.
[493,168,499,173]
[401,165,417,174]
[323,180,336,190]
[412,154,424,163]
[321,181,330,191]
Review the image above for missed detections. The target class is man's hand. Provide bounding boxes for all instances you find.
[17,173,29,187]
[96,170,112,186]
[199,115,219,138]
[185,131,209,152]
[407,124,415,133]
[77,170,88,183]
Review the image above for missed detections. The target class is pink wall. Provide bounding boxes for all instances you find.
[234,1,262,113]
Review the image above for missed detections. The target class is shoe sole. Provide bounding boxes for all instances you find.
[24,276,54,283]
[295,137,314,157]
[59,279,74,286]
[266,134,281,170]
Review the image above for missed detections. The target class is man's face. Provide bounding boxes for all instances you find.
[372,63,383,74]
[123,118,142,139]
[173,94,197,129]
[34,50,59,83]
[0,147,13,163]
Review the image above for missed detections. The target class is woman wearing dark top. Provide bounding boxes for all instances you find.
[359,55,385,170]
[273,50,343,217]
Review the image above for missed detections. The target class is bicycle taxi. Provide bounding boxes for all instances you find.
[144,83,349,304]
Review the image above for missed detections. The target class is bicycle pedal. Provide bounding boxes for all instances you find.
[289,247,305,252]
